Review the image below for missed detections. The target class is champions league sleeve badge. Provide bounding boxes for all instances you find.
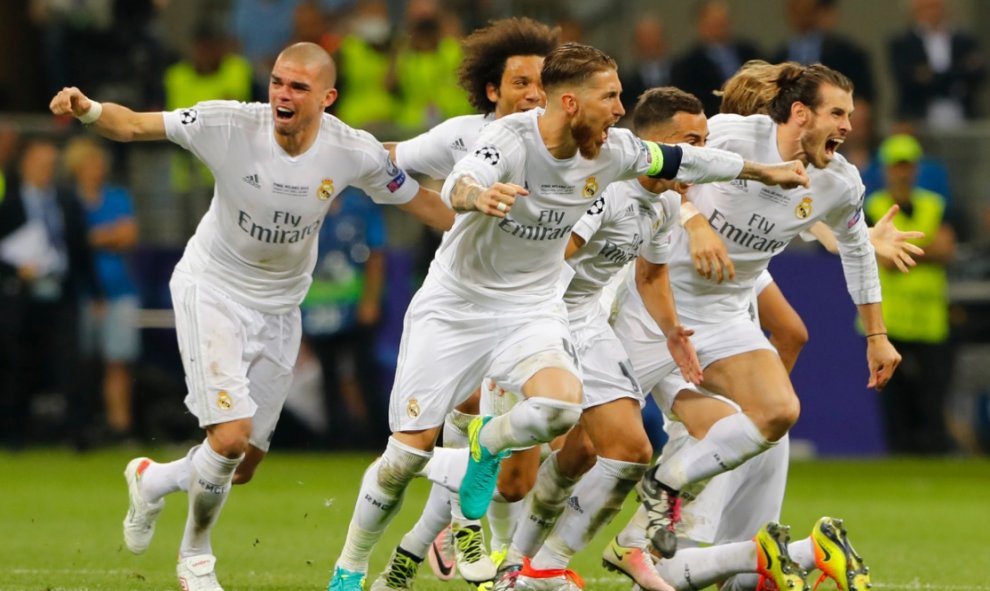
[179,108,198,125]
[475,145,501,165]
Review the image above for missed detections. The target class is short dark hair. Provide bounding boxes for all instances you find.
[766,62,853,123]
[540,42,617,94]
[632,87,704,134]
[458,17,559,114]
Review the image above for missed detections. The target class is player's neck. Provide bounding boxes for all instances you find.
[776,124,808,167]
[538,111,578,159]
[274,127,319,157]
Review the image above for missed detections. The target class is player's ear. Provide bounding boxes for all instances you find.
[561,92,577,116]
[323,88,338,109]
[791,100,808,125]
[486,82,499,105]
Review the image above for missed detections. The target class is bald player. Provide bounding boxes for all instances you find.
[50,42,457,591]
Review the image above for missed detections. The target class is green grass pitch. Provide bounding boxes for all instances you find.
[0,449,988,590]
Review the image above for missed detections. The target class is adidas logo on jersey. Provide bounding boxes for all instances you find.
[242,174,260,189]
[449,137,466,151]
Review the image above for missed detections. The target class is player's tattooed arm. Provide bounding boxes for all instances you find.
[448,174,528,218]
[738,159,809,189]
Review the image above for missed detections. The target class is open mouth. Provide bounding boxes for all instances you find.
[275,106,295,122]
[825,136,844,156]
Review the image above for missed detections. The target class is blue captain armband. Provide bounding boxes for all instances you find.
[643,141,683,180]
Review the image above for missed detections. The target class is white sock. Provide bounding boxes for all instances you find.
[655,540,755,590]
[399,483,452,558]
[444,410,474,448]
[532,458,647,569]
[487,492,522,551]
[616,505,650,548]
[479,398,581,454]
[424,446,470,492]
[508,452,581,559]
[141,445,197,502]
[336,437,431,572]
[179,441,242,558]
[789,537,816,571]
[656,413,773,491]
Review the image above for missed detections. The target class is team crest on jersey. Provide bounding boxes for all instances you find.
[217,391,233,411]
[795,196,813,219]
[583,176,599,199]
[407,398,421,418]
[317,178,334,200]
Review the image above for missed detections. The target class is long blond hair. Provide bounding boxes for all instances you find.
[718,59,852,120]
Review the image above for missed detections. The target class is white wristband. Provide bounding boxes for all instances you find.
[679,201,702,227]
[77,101,103,125]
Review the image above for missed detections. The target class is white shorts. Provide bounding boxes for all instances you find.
[570,308,641,409]
[389,277,580,432]
[612,295,775,404]
[170,271,301,452]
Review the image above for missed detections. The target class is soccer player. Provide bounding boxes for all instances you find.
[49,42,457,591]
[327,42,809,591]
[625,61,901,567]
[374,17,559,589]
[499,87,709,591]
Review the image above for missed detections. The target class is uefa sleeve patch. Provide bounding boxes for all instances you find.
[847,207,862,229]
[474,145,501,166]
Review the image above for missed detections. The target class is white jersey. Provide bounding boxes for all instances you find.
[395,113,494,179]
[666,113,879,323]
[164,101,419,314]
[436,109,744,309]
[565,184,679,321]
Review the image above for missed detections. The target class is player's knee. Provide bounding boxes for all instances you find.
[524,397,582,441]
[599,433,653,465]
[207,424,251,458]
[497,465,536,502]
[377,437,431,494]
[764,396,800,441]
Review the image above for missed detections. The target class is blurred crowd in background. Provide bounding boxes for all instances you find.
[2,0,990,455]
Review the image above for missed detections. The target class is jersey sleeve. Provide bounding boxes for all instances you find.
[352,130,421,205]
[821,166,882,305]
[571,193,608,242]
[440,120,524,204]
[163,100,240,171]
[640,191,679,265]
[394,120,460,179]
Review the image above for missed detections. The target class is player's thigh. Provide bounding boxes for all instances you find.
[489,301,581,401]
[389,281,499,433]
[691,317,795,413]
[244,308,301,452]
[170,272,256,427]
[576,316,643,410]
[497,445,542,501]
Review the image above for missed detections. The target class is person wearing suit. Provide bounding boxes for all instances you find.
[619,16,672,116]
[0,138,100,448]
[671,0,762,116]
[888,0,985,128]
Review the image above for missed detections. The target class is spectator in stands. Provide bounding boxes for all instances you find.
[231,0,304,99]
[164,24,252,236]
[619,16,672,116]
[671,0,762,116]
[774,0,875,105]
[391,0,473,132]
[292,0,343,56]
[0,139,99,448]
[888,0,985,129]
[300,187,388,449]
[332,0,397,133]
[865,134,956,454]
[64,136,141,443]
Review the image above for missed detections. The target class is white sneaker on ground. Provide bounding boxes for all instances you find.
[177,554,224,591]
[123,457,165,554]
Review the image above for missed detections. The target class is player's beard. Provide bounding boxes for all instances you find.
[572,119,602,160]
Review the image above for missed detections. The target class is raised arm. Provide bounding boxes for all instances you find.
[50,87,165,142]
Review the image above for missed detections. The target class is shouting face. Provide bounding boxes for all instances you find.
[797,82,853,169]
[569,68,625,159]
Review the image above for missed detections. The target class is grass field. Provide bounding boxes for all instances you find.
[1,449,988,591]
